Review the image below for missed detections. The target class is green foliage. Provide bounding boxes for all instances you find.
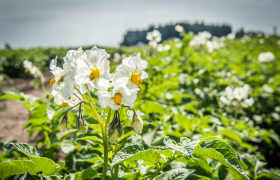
[1,34,280,179]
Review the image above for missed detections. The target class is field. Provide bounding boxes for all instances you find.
[0,32,280,180]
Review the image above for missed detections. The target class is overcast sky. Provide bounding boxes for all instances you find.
[0,0,279,49]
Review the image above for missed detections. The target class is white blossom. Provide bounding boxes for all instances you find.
[242,98,254,108]
[258,52,275,62]
[97,83,139,110]
[226,33,235,40]
[146,30,161,42]
[233,87,246,101]
[114,53,148,90]
[175,25,184,33]
[74,46,112,91]
[23,60,38,75]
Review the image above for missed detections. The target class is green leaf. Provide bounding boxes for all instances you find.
[163,136,200,157]
[0,90,25,100]
[20,171,37,180]
[155,168,195,180]
[12,143,57,176]
[192,137,249,180]
[141,101,165,114]
[76,134,103,144]
[74,168,100,179]
[63,169,100,180]
[111,144,161,168]
[0,160,40,177]
[53,161,65,174]
[29,104,47,119]
[116,172,141,180]
[61,140,75,153]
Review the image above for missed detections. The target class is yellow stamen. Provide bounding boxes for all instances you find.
[239,92,241,96]
[114,93,122,105]
[57,72,68,85]
[25,68,29,73]
[131,73,143,90]
[62,102,68,107]
[89,67,99,81]
[49,78,56,87]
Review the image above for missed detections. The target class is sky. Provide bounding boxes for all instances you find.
[0,0,279,49]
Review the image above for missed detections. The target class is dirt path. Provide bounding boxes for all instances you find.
[0,71,53,144]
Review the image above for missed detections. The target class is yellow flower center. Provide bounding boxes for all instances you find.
[25,68,29,73]
[131,73,143,90]
[49,78,56,87]
[89,68,99,81]
[114,93,122,105]
[239,92,241,96]
[62,102,68,107]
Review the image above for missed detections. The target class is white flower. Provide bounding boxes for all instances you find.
[262,84,273,93]
[146,30,161,42]
[23,60,38,75]
[242,98,254,108]
[49,56,57,71]
[63,47,84,73]
[220,96,230,106]
[74,46,112,91]
[175,25,184,33]
[113,53,121,63]
[226,33,235,40]
[221,86,234,100]
[97,84,139,110]
[233,87,246,101]
[157,44,171,52]
[258,52,275,62]
[149,41,158,48]
[127,110,145,134]
[198,31,211,39]
[114,53,148,90]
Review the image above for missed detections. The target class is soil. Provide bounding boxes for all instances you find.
[0,71,53,144]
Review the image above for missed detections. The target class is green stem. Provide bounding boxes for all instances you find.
[113,165,119,180]
[102,108,111,180]
[150,155,182,180]
[41,79,47,103]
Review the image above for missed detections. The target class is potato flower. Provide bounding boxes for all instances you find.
[175,25,184,33]
[114,53,148,90]
[23,60,38,75]
[242,98,254,108]
[258,52,275,62]
[74,46,112,91]
[233,87,246,101]
[146,30,161,43]
[97,83,139,110]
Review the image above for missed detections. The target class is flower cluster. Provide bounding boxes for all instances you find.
[220,85,254,108]
[258,52,275,62]
[49,46,148,137]
[146,30,162,48]
[189,31,224,52]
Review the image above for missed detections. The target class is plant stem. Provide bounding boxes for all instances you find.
[84,84,103,126]
[41,79,47,103]
[101,108,111,180]
[113,165,119,180]
[149,155,182,180]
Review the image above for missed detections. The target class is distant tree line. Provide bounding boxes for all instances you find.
[120,22,232,46]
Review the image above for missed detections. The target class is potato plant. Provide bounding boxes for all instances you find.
[0,32,280,180]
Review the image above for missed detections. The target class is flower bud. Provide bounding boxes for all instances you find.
[76,106,88,133]
[76,118,88,133]
[116,123,124,138]
[59,113,69,132]
[109,129,119,143]
[132,113,143,134]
